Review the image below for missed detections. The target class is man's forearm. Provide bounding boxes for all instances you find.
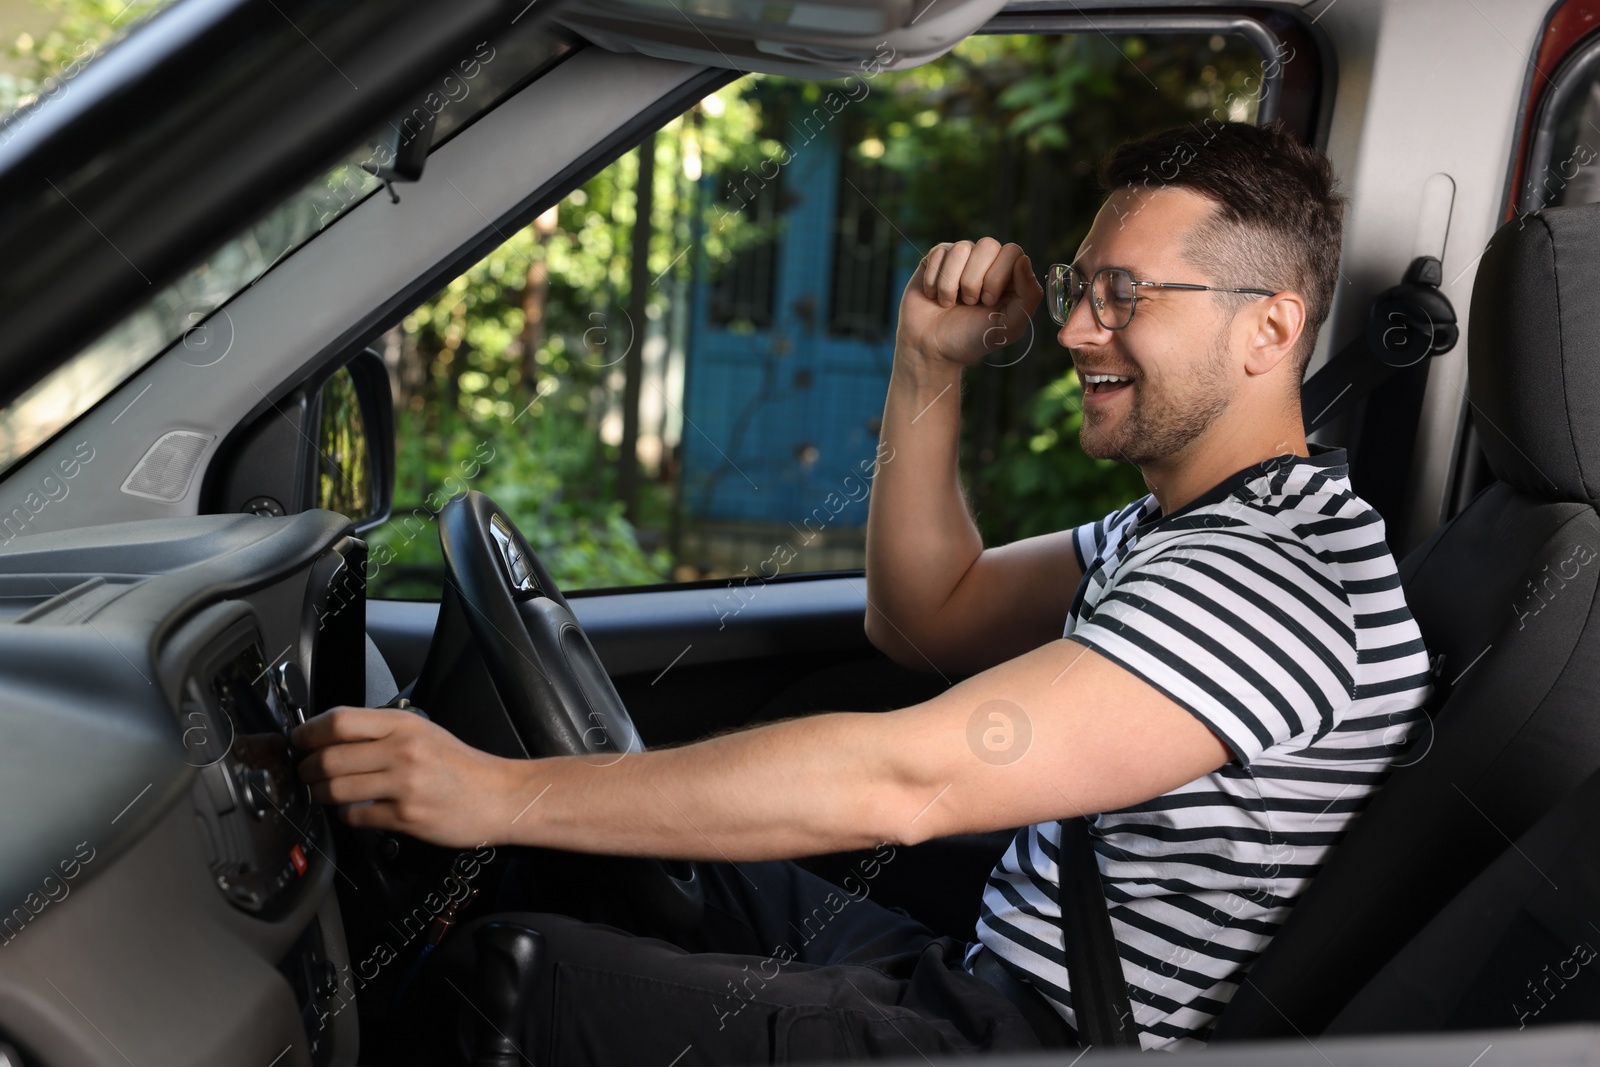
[497,710,937,860]
[863,346,980,662]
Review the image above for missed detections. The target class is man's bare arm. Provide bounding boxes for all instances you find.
[293,641,1229,856]
[864,238,1082,676]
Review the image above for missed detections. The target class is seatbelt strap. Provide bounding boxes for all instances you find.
[1300,331,1398,433]
[1298,255,1458,434]
[1058,816,1139,1048]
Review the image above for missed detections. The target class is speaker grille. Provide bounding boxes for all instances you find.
[120,430,214,502]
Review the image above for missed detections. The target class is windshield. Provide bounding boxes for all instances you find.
[0,15,574,476]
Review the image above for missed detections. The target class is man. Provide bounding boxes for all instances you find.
[294,120,1432,1057]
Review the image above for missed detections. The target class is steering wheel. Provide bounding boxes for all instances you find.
[408,490,703,934]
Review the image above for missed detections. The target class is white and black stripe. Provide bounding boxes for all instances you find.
[965,446,1433,1050]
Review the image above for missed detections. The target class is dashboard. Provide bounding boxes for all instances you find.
[0,510,367,1067]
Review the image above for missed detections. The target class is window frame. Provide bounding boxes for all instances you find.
[979,5,1334,148]
[1514,25,1600,216]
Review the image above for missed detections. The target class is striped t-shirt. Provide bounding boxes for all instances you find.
[965,445,1433,1050]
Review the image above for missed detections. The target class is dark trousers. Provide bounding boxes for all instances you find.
[489,857,1044,1064]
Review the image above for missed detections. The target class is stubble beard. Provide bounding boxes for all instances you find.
[1078,331,1235,466]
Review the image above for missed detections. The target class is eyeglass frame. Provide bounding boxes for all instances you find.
[1047,262,1278,331]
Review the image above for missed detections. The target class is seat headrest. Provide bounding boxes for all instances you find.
[1469,202,1600,504]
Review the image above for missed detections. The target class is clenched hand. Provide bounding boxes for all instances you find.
[896,238,1043,368]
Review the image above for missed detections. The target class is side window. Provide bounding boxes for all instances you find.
[1520,40,1600,214]
[368,32,1268,599]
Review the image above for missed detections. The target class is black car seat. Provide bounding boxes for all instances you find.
[1328,759,1600,1034]
[1212,201,1600,1040]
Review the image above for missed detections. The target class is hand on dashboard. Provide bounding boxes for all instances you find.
[291,706,522,849]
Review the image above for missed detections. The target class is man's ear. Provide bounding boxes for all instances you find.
[1241,291,1306,377]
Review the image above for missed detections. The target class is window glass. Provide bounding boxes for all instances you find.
[0,17,573,476]
[1521,42,1600,212]
[369,31,1267,598]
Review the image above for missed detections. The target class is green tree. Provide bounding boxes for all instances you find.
[369,92,778,596]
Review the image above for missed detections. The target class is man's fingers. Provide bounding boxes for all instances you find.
[308,767,397,807]
[933,241,972,307]
[338,798,402,832]
[984,244,1028,306]
[298,736,396,784]
[920,243,949,300]
[291,705,404,750]
[958,237,1003,306]
[919,238,1028,309]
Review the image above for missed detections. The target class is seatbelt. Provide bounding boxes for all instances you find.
[1299,255,1458,434]
[1058,816,1139,1048]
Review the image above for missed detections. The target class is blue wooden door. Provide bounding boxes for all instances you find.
[681,133,913,543]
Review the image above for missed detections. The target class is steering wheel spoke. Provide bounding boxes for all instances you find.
[409,491,704,935]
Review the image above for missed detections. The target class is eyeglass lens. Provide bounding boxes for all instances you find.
[1050,266,1135,329]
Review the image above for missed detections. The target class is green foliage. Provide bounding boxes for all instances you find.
[3,0,173,112]
[367,405,673,599]
[979,372,1148,539]
[375,82,798,596]
[840,33,1258,261]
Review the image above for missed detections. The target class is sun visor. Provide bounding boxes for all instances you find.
[555,0,1010,78]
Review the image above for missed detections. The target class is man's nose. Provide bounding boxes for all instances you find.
[1058,292,1111,348]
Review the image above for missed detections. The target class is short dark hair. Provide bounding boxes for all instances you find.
[1098,119,1346,377]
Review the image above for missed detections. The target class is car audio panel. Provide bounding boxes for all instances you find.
[185,618,327,918]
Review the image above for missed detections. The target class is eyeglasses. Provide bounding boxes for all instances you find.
[1046,263,1278,330]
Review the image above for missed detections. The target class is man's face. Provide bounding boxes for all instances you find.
[1060,187,1243,467]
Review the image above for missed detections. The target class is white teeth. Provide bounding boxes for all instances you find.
[1081,373,1132,384]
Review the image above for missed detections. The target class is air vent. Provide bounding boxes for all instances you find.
[120,430,214,502]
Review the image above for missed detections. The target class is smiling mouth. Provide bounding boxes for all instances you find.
[1079,371,1134,395]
